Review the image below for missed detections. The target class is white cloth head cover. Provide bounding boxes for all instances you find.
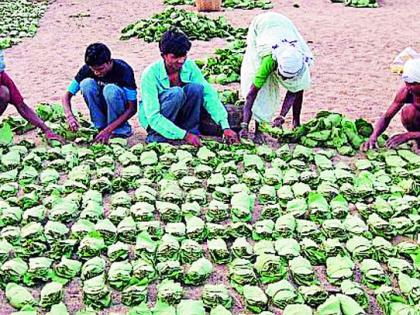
[402,58,420,83]
[0,50,5,72]
[272,43,305,79]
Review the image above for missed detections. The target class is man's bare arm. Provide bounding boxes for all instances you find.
[14,101,65,143]
[292,90,303,128]
[62,91,79,131]
[14,101,51,132]
[272,90,301,127]
[362,85,407,150]
[371,86,407,139]
[242,84,260,125]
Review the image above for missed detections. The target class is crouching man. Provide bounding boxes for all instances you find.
[139,30,238,147]
[62,43,137,143]
[363,59,420,153]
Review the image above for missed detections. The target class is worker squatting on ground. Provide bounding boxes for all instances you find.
[239,12,314,143]
[62,43,138,144]
[139,29,239,147]
[0,50,64,143]
[363,58,420,153]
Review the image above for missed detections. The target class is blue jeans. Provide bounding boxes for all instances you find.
[146,83,204,143]
[80,78,132,137]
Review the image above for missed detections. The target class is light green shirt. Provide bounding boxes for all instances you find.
[254,55,277,89]
[139,59,230,140]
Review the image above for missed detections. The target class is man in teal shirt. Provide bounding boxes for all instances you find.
[139,30,238,147]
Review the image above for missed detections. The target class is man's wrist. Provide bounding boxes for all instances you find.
[240,122,248,130]
[41,125,51,133]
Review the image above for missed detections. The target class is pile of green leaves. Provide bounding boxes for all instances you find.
[332,0,378,8]
[218,89,244,107]
[0,103,96,142]
[196,39,246,85]
[120,7,247,42]
[0,0,49,49]
[262,111,381,155]
[163,0,273,10]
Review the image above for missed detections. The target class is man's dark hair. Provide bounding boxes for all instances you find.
[85,43,111,66]
[159,29,191,57]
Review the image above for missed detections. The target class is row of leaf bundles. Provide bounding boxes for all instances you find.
[0,214,415,267]
[236,281,367,314]
[0,246,416,312]
[0,188,104,225]
[354,196,420,238]
[5,281,64,311]
[125,300,216,315]
[79,259,214,308]
[0,212,415,267]
[0,141,164,190]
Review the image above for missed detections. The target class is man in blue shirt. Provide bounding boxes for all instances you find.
[139,30,238,147]
[62,43,137,143]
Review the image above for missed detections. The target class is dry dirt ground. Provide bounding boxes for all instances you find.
[1,0,419,314]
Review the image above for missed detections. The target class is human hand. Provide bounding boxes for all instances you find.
[185,132,202,147]
[272,115,285,128]
[66,114,79,132]
[386,133,410,149]
[94,129,112,144]
[239,128,249,139]
[223,129,239,145]
[45,130,65,144]
[361,137,378,151]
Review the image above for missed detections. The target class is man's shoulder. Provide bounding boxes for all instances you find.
[113,59,134,73]
[141,60,162,78]
[75,64,91,79]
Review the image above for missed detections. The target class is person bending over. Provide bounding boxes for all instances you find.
[239,12,314,143]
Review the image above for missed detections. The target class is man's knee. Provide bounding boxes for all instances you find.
[0,85,10,105]
[169,86,185,103]
[401,105,420,131]
[80,78,98,94]
[103,84,125,105]
[160,87,185,110]
[185,83,204,97]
